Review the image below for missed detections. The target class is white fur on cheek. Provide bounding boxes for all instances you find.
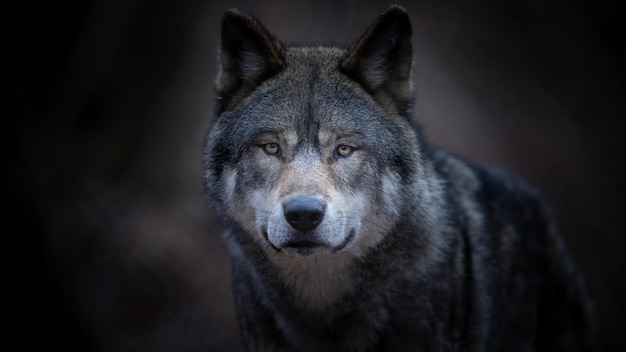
[224,168,237,203]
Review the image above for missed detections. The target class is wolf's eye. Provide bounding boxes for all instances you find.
[336,144,354,157]
[262,143,280,155]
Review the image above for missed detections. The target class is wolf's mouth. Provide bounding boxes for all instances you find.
[283,240,320,256]
[261,227,355,255]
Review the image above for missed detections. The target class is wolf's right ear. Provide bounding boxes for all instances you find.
[216,9,285,112]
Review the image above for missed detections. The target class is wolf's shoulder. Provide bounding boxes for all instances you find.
[427,146,549,226]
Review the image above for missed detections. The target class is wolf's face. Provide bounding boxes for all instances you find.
[204,8,423,258]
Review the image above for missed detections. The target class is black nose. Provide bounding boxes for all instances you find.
[283,196,325,233]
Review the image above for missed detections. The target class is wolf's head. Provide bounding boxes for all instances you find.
[204,6,432,259]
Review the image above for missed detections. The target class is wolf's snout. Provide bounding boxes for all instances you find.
[283,196,325,233]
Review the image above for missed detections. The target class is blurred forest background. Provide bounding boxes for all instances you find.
[9,0,625,351]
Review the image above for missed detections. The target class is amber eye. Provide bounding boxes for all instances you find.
[336,144,354,157]
[263,143,280,155]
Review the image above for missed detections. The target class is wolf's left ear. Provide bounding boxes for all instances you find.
[340,5,413,115]
[216,9,285,112]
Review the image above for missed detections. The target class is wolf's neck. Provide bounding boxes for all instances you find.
[268,252,355,310]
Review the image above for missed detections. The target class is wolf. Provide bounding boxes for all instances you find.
[203,5,594,351]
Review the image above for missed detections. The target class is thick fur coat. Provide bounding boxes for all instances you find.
[203,6,594,351]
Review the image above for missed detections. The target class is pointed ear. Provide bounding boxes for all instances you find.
[216,9,285,112]
[340,5,414,115]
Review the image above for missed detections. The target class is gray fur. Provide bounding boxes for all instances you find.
[203,5,594,351]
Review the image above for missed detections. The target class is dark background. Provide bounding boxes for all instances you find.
[10,0,625,351]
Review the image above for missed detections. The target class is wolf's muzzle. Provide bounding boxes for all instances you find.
[283,196,325,233]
